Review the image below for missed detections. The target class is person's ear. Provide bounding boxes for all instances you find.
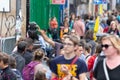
[74,45,79,51]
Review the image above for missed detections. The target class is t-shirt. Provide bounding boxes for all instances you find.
[50,56,88,79]
[94,60,120,80]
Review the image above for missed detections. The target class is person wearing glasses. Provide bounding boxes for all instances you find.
[50,35,88,80]
[93,35,120,80]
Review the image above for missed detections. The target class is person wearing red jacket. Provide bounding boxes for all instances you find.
[87,44,102,80]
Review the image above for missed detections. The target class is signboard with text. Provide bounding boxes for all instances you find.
[0,0,10,12]
[52,0,65,5]
[93,0,107,4]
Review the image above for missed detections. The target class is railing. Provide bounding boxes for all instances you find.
[0,36,16,54]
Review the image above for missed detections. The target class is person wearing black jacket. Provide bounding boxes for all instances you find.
[0,52,17,80]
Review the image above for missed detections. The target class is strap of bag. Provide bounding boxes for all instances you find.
[69,56,78,70]
[85,55,90,60]
[71,56,78,64]
[103,58,110,80]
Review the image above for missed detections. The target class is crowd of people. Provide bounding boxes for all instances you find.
[0,9,120,80]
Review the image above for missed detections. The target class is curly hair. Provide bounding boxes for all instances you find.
[33,48,44,61]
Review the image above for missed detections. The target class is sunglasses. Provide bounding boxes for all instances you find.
[101,44,112,49]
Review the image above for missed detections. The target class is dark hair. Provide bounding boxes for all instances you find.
[90,16,94,20]
[9,56,16,68]
[84,43,92,53]
[28,22,38,30]
[79,39,86,49]
[84,30,94,40]
[95,43,102,55]
[0,52,9,65]
[28,22,39,40]
[28,30,39,41]
[69,13,75,21]
[25,38,34,49]
[17,41,27,53]
[77,16,81,20]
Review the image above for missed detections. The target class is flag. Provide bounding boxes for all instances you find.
[94,16,100,33]
[99,4,103,15]
[93,33,97,41]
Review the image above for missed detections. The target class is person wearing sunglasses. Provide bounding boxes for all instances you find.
[93,35,120,80]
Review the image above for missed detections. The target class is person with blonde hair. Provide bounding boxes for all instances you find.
[107,21,120,37]
[93,35,120,80]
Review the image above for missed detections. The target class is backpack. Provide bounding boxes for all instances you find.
[22,61,40,80]
[86,22,95,31]
[117,16,120,23]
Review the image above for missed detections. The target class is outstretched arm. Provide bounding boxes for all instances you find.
[37,26,55,47]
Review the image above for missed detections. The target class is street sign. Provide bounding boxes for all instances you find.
[93,0,102,4]
[51,0,65,5]
[102,0,107,4]
[93,0,107,4]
